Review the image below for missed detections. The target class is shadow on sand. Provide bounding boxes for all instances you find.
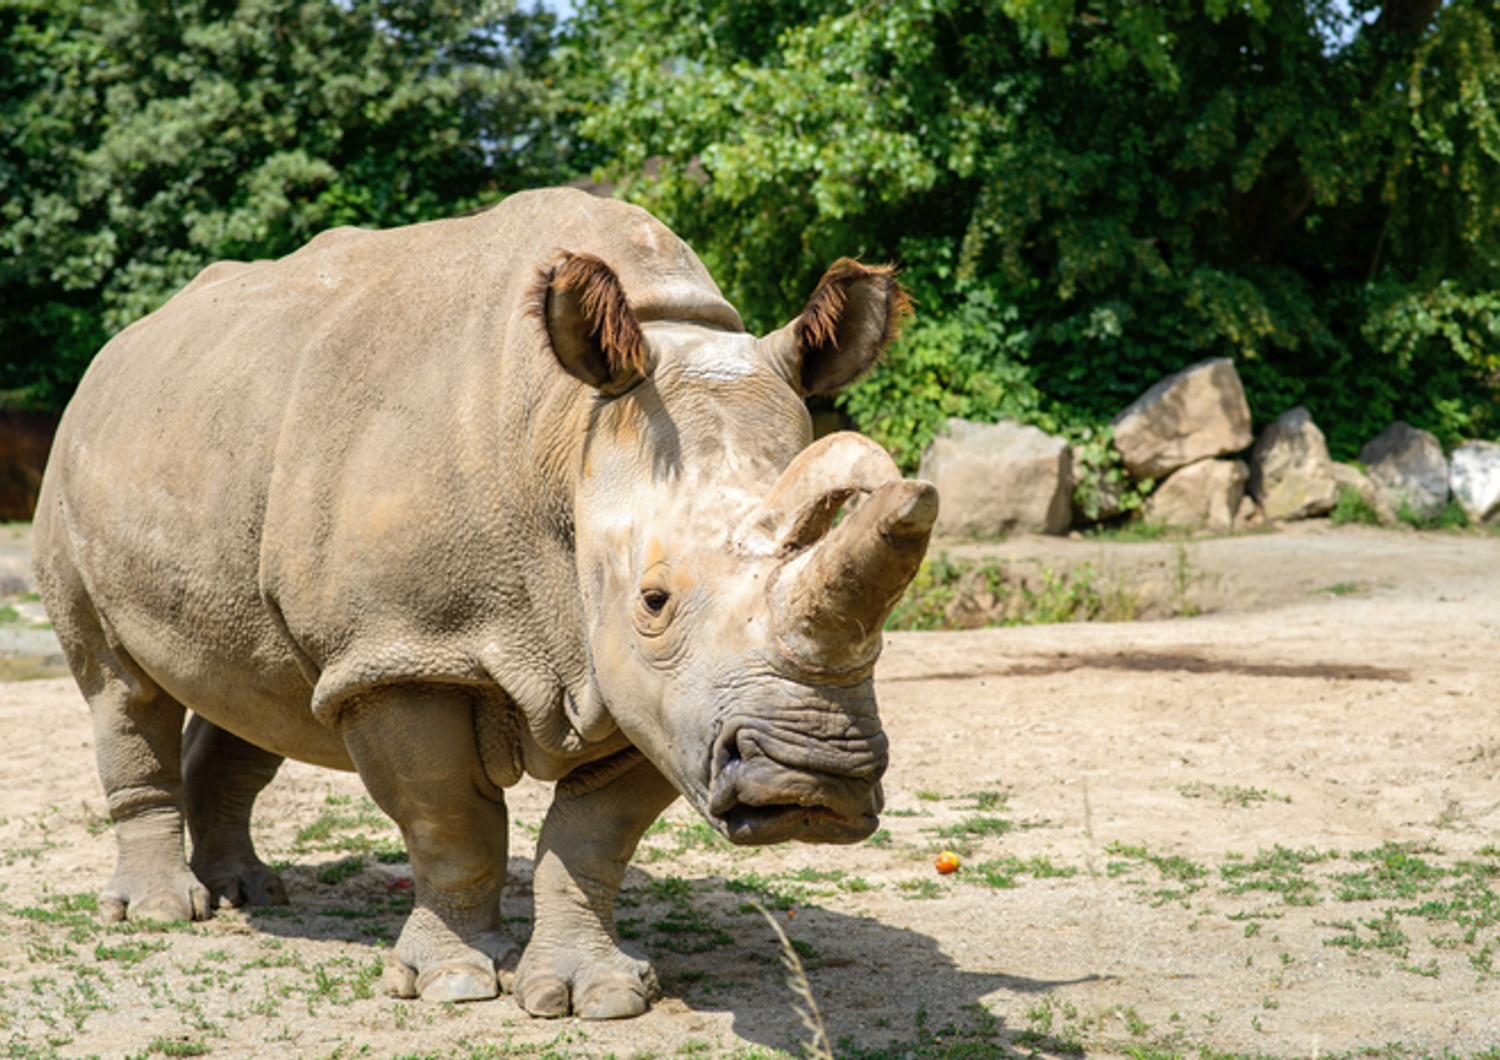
[245,855,1099,1055]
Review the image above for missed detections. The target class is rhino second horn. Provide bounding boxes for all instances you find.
[732,432,902,557]
[768,478,938,677]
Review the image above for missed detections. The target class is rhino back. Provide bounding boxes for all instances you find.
[38,188,739,770]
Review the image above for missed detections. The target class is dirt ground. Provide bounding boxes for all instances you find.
[3,519,1499,1059]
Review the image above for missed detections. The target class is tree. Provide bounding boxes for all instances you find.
[0,0,579,408]
[569,0,1500,465]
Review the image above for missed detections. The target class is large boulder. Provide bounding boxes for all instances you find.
[1451,441,1500,524]
[919,418,1073,537]
[1144,457,1249,533]
[1357,422,1449,522]
[1247,406,1339,521]
[1110,358,1253,480]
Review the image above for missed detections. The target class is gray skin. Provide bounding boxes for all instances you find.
[32,187,936,1020]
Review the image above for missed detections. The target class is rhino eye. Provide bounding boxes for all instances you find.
[642,589,671,615]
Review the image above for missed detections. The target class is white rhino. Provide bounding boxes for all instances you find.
[33,187,936,1019]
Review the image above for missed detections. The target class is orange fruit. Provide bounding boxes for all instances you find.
[934,851,961,875]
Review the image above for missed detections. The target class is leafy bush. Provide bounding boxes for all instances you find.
[837,286,1045,472]
[1329,485,1381,527]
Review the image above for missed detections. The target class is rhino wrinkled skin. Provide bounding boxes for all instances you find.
[33,188,937,1019]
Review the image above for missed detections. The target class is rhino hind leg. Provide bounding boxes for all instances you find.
[514,751,678,1020]
[339,687,518,1005]
[183,715,288,909]
[79,656,210,923]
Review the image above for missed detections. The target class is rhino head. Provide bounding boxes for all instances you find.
[538,251,936,847]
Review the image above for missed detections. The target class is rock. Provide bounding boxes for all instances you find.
[1144,458,1249,533]
[1329,462,1394,525]
[1357,422,1449,522]
[1247,407,1339,521]
[1233,495,1263,531]
[1110,358,1253,480]
[919,418,1073,537]
[1450,441,1500,524]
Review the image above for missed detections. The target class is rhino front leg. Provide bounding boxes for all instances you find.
[340,688,517,1004]
[183,715,288,910]
[514,751,678,1020]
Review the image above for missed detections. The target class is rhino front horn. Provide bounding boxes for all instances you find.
[767,475,938,678]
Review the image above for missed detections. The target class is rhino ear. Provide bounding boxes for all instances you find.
[538,253,650,395]
[771,259,911,396]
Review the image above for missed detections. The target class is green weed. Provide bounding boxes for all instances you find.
[1314,580,1370,596]
[1219,845,1333,905]
[1330,483,1381,526]
[1177,782,1290,807]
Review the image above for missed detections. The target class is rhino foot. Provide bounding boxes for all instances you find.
[100,866,211,924]
[382,956,501,1004]
[513,943,660,1020]
[190,855,288,910]
[386,914,519,1004]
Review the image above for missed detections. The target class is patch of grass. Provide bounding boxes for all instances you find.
[1322,909,1411,957]
[884,552,973,631]
[1219,845,1333,905]
[724,871,808,910]
[315,855,367,885]
[962,790,1008,812]
[94,938,170,967]
[886,553,1134,631]
[637,818,732,863]
[1330,483,1381,525]
[1084,518,1170,543]
[649,908,733,955]
[1397,497,1471,531]
[1178,781,1290,807]
[1331,842,1447,901]
[1313,580,1370,596]
[971,855,1078,889]
[292,795,400,857]
[897,879,944,901]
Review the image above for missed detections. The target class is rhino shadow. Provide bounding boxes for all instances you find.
[248,856,1100,1053]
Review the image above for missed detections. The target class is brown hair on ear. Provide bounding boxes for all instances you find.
[530,252,649,392]
[793,259,912,395]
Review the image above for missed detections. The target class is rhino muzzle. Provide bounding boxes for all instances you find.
[703,675,891,845]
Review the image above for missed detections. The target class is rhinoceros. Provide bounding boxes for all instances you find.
[32,187,936,1019]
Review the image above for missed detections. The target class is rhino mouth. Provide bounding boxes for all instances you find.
[706,717,886,846]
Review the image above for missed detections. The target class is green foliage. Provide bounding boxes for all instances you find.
[1329,482,1382,525]
[0,0,580,408]
[837,284,1044,472]
[573,0,1500,455]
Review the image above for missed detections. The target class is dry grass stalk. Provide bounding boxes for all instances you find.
[751,901,834,1060]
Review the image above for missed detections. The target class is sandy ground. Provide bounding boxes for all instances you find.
[2,520,1499,1059]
